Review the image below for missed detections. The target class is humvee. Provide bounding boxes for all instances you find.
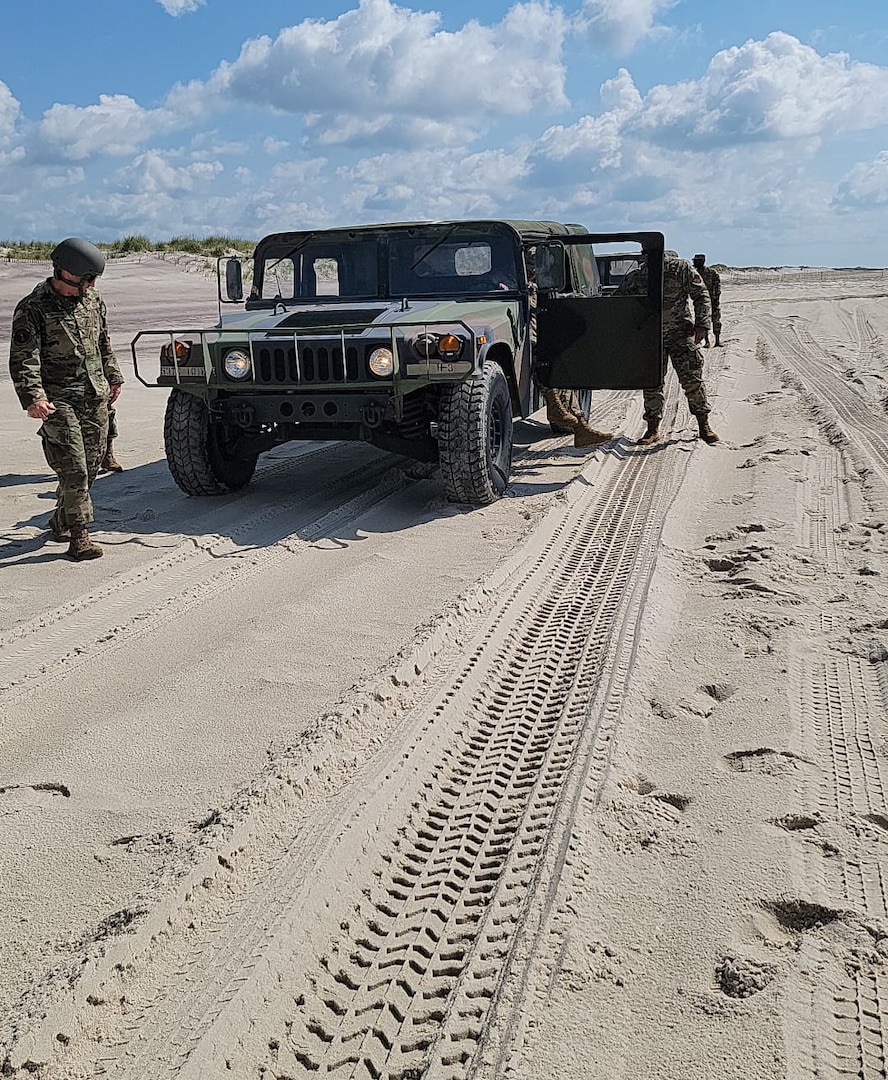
[596,251,643,293]
[132,220,664,506]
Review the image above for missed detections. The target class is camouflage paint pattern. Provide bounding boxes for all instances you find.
[41,398,109,529]
[697,264,722,337]
[547,388,585,419]
[8,278,123,528]
[9,279,123,408]
[618,255,712,422]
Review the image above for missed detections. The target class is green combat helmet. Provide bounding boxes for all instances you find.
[51,237,106,280]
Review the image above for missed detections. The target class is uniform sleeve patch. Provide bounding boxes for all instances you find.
[13,327,34,346]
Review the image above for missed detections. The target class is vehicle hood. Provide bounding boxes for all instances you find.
[219,298,517,335]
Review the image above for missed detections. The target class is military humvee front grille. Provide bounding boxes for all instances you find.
[256,344,362,385]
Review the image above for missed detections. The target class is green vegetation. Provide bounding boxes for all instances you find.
[0,235,257,259]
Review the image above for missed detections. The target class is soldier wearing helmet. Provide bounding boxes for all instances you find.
[692,253,722,347]
[617,250,718,445]
[8,237,124,560]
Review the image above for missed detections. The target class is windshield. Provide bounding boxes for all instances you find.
[256,239,379,301]
[253,225,521,302]
[389,231,518,295]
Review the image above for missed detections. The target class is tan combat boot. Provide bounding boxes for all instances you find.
[543,389,579,434]
[48,511,71,542]
[67,527,103,561]
[697,415,720,444]
[101,441,124,472]
[637,421,661,445]
[573,419,614,448]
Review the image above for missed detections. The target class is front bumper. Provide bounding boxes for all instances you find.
[210,391,392,428]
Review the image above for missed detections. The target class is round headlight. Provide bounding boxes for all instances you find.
[412,333,438,360]
[437,334,463,359]
[368,347,394,377]
[161,339,192,363]
[223,349,251,379]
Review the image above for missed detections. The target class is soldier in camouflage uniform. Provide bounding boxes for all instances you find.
[693,253,722,346]
[617,251,718,446]
[9,237,124,560]
[524,246,613,448]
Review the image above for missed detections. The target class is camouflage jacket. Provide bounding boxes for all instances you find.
[698,265,721,309]
[617,255,712,335]
[8,279,123,410]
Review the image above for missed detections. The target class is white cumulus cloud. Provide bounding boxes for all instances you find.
[631,32,888,147]
[168,0,569,146]
[525,68,641,183]
[40,95,178,159]
[156,0,205,14]
[115,149,223,195]
[835,151,888,207]
[0,80,21,140]
[576,0,677,52]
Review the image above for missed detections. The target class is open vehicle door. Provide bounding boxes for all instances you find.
[534,231,664,391]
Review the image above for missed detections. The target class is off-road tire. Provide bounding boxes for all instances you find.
[164,388,257,495]
[438,361,513,505]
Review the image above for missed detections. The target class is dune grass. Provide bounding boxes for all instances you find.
[0,235,256,260]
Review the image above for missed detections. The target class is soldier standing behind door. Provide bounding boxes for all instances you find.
[692,253,722,347]
[617,251,718,446]
[523,246,614,448]
[8,237,124,560]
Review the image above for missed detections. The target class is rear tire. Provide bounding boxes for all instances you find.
[438,361,513,505]
[164,389,258,495]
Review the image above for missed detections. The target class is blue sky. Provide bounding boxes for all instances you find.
[1,0,887,265]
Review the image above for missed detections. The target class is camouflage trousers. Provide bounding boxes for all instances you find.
[643,331,710,424]
[108,405,119,443]
[546,387,587,420]
[711,308,722,338]
[40,397,109,529]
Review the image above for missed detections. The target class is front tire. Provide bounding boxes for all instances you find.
[438,361,513,505]
[164,389,258,495]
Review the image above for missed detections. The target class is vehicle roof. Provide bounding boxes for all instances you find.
[253,219,588,255]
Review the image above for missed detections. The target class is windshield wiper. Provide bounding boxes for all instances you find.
[263,233,317,277]
[408,225,460,272]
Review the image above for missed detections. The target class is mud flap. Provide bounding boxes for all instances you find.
[535,231,665,391]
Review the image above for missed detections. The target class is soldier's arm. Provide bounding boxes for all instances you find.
[688,267,712,330]
[8,303,49,410]
[98,296,124,388]
[615,269,644,295]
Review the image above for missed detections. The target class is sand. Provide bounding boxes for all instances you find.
[1,256,887,1078]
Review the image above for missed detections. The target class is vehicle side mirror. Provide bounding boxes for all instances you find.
[533,243,566,292]
[225,258,244,302]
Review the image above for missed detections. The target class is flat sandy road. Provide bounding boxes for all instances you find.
[1,258,887,1078]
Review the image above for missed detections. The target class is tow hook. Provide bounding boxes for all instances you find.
[232,402,255,427]
[362,400,385,428]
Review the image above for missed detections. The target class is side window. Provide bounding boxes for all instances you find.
[412,242,492,279]
[314,257,339,296]
[571,244,599,296]
[454,244,492,276]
